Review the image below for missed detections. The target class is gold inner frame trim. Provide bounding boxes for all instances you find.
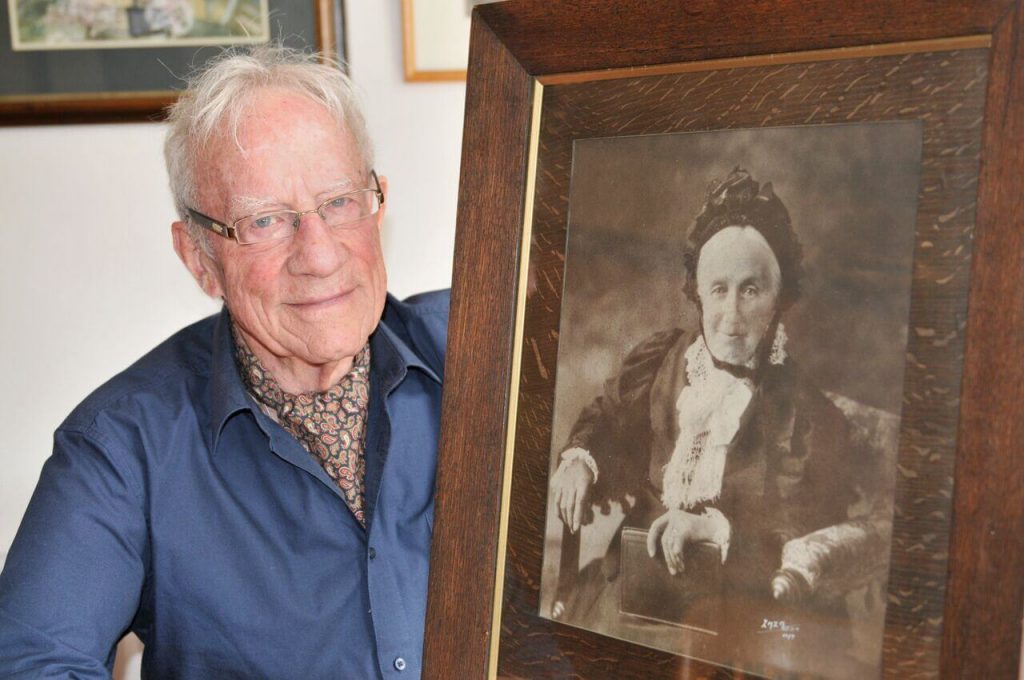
[486,77,545,680]
[539,35,991,85]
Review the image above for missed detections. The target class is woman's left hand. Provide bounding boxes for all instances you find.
[646,509,719,576]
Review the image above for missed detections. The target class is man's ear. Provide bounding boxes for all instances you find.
[375,174,388,231]
[172,221,224,299]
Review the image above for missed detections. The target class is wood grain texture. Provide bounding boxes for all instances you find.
[476,0,1013,76]
[421,15,535,680]
[427,1,1024,678]
[942,2,1024,678]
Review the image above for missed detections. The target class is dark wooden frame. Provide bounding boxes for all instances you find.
[0,0,339,125]
[424,1,1024,678]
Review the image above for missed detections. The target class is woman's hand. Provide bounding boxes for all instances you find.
[646,509,722,576]
[551,454,595,533]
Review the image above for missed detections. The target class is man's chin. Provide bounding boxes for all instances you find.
[300,339,367,364]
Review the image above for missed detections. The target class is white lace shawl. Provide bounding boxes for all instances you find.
[660,325,788,511]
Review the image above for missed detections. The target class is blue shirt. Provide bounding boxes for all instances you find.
[0,291,448,680]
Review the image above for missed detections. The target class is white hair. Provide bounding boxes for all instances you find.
[164,45,373,249]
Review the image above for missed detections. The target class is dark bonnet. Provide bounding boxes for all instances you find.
[682,167,804,311]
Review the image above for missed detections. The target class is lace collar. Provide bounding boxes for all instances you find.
[660,324,788,511]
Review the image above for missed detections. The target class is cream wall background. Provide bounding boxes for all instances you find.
[0,3,465,675]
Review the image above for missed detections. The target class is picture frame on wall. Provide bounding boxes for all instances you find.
[0,0,341,125]
[401,0,492,81]
[424,1,1024,679]
[9,0,272,51]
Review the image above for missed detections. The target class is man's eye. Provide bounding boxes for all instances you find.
[742,285,759,297]
[251,214,281,229]
[710,285,726,296]
[328,196,354,209]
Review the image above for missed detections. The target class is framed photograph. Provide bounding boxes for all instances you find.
[400,0,489,81]
[540,123,921,679]
[424,2,1024,679]
[0,0,340,124]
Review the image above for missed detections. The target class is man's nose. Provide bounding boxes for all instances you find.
[287,212,346,276]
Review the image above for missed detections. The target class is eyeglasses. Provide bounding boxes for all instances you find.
[187,170,385,246]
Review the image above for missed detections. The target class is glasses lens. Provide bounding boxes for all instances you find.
[320,189,381,228]
[236,212,297,244]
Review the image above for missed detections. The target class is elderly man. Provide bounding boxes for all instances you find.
[0,47,447,679]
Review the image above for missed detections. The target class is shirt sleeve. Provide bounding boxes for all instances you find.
[0,426,148,678]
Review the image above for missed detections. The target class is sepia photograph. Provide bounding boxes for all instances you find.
[540,122,923,679]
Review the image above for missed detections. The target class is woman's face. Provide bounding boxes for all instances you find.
[696,226,782,367]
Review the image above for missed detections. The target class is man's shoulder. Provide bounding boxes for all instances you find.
[380,289,450,377]
[389,289,450,322]
[60,313,219,435]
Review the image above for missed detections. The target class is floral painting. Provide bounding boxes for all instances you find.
[10,0,269,50]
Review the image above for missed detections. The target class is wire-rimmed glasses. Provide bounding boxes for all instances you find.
[187,170,384,246]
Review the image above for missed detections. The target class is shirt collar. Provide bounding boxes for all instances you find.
[373,317,442,386]
[208,306,256,451]
[207,298,441,451]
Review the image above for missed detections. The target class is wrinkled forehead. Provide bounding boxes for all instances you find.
[210,88,354,156]
[696,225,782,286]
[193,89,364,209]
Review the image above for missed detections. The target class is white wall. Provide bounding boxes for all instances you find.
[0,3,465,673]
[347,2,465,298]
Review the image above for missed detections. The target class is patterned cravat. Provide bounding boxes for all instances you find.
[233,328,371,527]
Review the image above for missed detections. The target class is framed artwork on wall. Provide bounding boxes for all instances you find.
[9,0,271,51]
[424,1,1024,678]
[401,0,498,81]
[0,0,341,124]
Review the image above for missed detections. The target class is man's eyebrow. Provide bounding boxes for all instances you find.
[317,177,358,198]
[230,178,360,216]
[231,195,280,216]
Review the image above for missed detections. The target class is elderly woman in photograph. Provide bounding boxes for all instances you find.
[550,168,892,655]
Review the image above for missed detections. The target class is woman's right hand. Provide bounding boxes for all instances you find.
[551,455,595,533]
[646,509,727,576]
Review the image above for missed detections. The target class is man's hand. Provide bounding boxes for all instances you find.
[646,509,721,576]
[551,455,595,533]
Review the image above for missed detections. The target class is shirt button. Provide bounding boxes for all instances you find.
[393,657,406,671]
[368,547,376,559]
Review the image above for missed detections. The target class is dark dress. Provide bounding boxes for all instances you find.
[559,329,888,677]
